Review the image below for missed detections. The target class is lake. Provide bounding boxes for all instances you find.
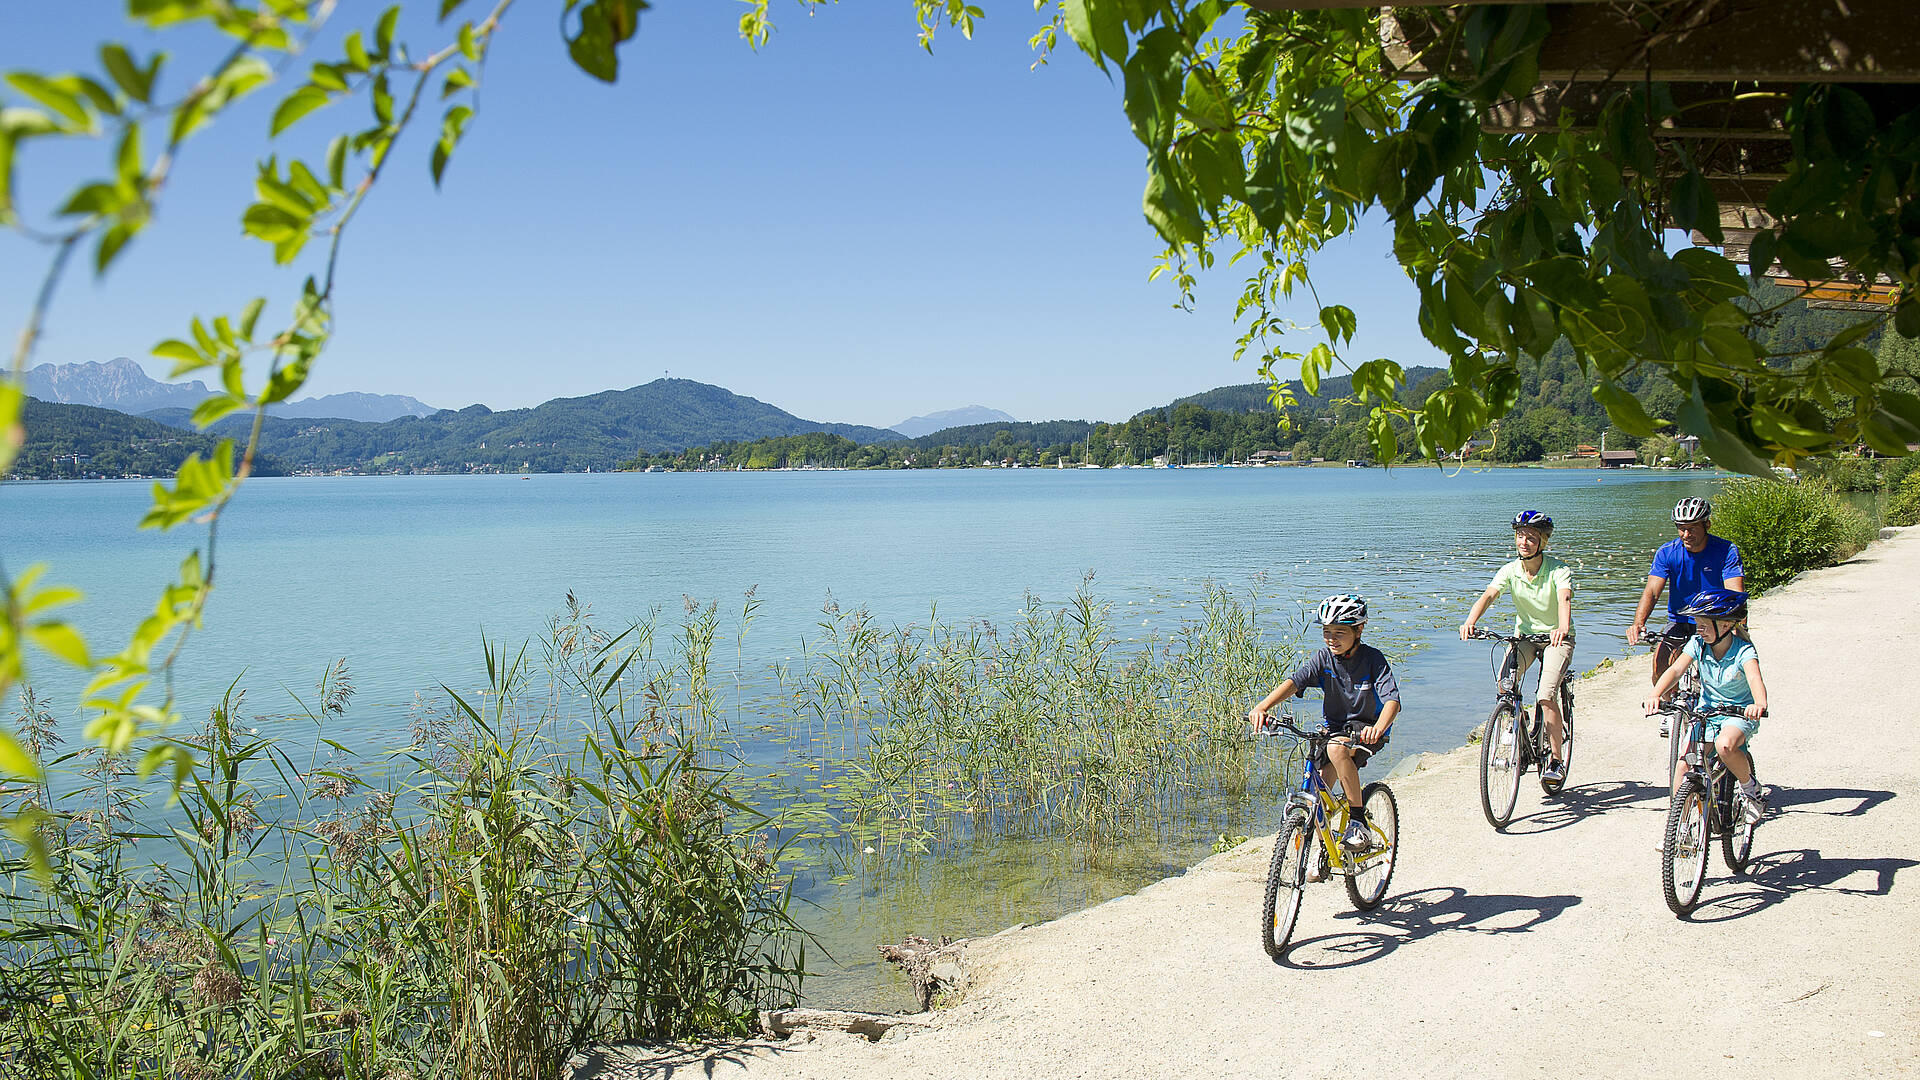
[6,465,1721,1006]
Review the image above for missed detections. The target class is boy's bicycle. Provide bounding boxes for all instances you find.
[1656,700,1766,917]
[1466,628,1575,830]
[1258,713,1399,958]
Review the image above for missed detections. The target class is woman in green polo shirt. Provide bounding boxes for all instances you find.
[1459,510,1575,782]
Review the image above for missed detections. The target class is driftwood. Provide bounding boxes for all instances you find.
[877,934,969,1011]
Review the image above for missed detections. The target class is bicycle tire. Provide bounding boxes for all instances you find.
[1662,777,1711,916]
[1540,686,1573,796]
[1720,772,1757,874]
[1261,811,1311,958]
[1345,782,1398,910]
[1479,701,1523,830]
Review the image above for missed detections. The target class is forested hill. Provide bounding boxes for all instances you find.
[13,399,286,479]
[1164,366,1448,416]
[145,378,903,474]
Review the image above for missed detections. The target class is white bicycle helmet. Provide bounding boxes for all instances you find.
[1316,593,1369,626]
[1672,497,1711,524]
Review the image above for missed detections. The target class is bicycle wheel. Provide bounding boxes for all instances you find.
[1479,701,1523,830]
[1345,782,1398,910]
[1720,773,1757,874]
[1261,811,1312,958]
[1662,777,1711,916]
[1536,684,1566,795]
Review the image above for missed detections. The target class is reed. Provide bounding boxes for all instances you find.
[0,602,803,1079]
[766,579,1304,852]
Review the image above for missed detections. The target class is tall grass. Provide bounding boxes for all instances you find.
[768,579,1304,850]
[0,600,803,1079]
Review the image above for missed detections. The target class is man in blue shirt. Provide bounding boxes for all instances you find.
[1627,496,1746,693]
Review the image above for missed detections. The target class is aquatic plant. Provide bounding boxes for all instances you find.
[0,614,803,1079]
[765,579,1305,851]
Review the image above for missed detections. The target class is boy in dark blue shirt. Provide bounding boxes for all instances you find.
[1248,593,1402,851]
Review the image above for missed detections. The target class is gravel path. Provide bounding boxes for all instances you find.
[579,530,1920,1079]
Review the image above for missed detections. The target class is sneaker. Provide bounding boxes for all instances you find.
[1306,845,1329,883]
[1342,819,1371,852]
[1542,758,1566,783]
[1738,786,1767,824]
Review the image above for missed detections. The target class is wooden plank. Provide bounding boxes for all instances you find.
[1386,0,1920,84]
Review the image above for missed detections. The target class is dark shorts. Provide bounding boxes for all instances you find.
[1329,723,1389,767]
[1653,621,1694,683]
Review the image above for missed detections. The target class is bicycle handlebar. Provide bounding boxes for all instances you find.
[1659,703,1768,719]
[1465,627,1554,645]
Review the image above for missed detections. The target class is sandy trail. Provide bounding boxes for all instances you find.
[584,531,1920,1079]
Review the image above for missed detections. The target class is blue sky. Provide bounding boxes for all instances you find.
[1,2,1435,428]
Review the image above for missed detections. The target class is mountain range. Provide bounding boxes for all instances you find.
[26,359,439,423]
[134,378,904,474]
[892,406,1016,438]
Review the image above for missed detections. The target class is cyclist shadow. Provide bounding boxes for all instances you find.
[1686,848,1919,923]
[1765,787,1896,819]
[1276,886,1581,970]
[1501,778,1665,835]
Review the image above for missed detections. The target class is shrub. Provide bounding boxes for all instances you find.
[1883,452,1920,494]
[1712,478,1873,593]
[1887,471,1920,527]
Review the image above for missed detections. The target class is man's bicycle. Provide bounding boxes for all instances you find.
[1466,628,1575,830]
[1647,632,1703,782]
[1656,700,1766,916]
[1258,713,1399,958]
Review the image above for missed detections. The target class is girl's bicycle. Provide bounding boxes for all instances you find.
[1466,628,1575,830]
[1258,713,1399,958]
[1657,700,1766,917]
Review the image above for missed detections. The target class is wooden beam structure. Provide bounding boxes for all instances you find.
[1382,1,1920,84]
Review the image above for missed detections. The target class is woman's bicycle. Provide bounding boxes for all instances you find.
[1466,628,1575,830]
[1656,700,1766,917]
[1258,713,1399,958]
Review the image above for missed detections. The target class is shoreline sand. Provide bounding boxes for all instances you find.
[580,530,1920,1079]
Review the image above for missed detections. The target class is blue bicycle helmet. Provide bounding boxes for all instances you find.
[1511,510,1554,535]
[1678,587,1748,621]
[1316,593,1369,626]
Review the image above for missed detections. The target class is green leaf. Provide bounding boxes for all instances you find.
[239,297,266,340]
[192,394,246,428]
[272,86,331,135]
[96,223,136,274]
[0,730,37,781]
[101,43,154,103]
[375,6,402,56]
[325,134,348,189]
[5,73,90,127]
[241,203,303,245]
[27,622,91,667]
[1668,168,1721,244]
[57,182,121,218]
[458,22,478,61]
[1318,304,1357,347]
[1678,385,1771,476]
[1592,378,1660,437]
[441,66,473,99]
[343,30,372,71]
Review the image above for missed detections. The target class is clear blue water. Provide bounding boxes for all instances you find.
[5,465,1722,1005]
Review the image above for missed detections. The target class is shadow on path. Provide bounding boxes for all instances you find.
[1277,886,1581,970]
[1504,778,1665,835]
[569,1043,762,1080]
[1687,848,1919,923]
[1767,787,1896,819]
